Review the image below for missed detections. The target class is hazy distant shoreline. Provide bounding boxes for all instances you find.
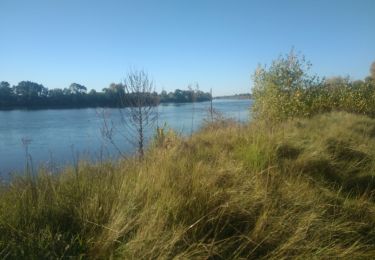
[214,93,251,100]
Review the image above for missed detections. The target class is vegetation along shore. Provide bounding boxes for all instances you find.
[0,81,211,110]
[1,52,375,258]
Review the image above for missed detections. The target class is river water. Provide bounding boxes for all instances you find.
[0,99,252,176]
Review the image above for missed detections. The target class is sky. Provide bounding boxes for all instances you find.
[0,0,374,96]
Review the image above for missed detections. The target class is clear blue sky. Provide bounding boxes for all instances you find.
[0,0,374,96]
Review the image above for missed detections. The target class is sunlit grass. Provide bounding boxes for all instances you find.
[1,113,375,258]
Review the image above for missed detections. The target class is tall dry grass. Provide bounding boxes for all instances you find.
[1,113,375,259]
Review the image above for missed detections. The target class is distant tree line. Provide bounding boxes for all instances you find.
[214,93,252,99]
[159,89,211,103]
[0,81,212,109]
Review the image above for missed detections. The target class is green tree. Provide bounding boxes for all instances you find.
[252,50,321,120]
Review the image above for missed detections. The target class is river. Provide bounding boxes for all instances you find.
[0,99,252,177]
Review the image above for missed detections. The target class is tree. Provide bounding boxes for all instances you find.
[252,50,321,120]
[173,89,184,102]
[0,81,12,96]
[69,83,87,94]
[13,81,46,98]
[160,90,168,102]
[0,81,13,106]
[89,89,97,95]
[0,81,10,89]
[108,83,125,94]
[121,70,159,158]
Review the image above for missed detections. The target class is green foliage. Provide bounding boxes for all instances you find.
[252,51,375,121]
[252,50,322,120]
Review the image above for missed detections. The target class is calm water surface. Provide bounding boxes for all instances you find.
[0,99,252,176]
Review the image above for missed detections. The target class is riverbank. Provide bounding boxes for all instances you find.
[1,112,375,258]
[0,99,251,174]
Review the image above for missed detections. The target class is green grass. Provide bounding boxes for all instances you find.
[1,112,375,259]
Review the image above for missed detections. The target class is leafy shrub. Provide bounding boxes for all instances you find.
[252,50,322,120]
[252,50,375,121]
